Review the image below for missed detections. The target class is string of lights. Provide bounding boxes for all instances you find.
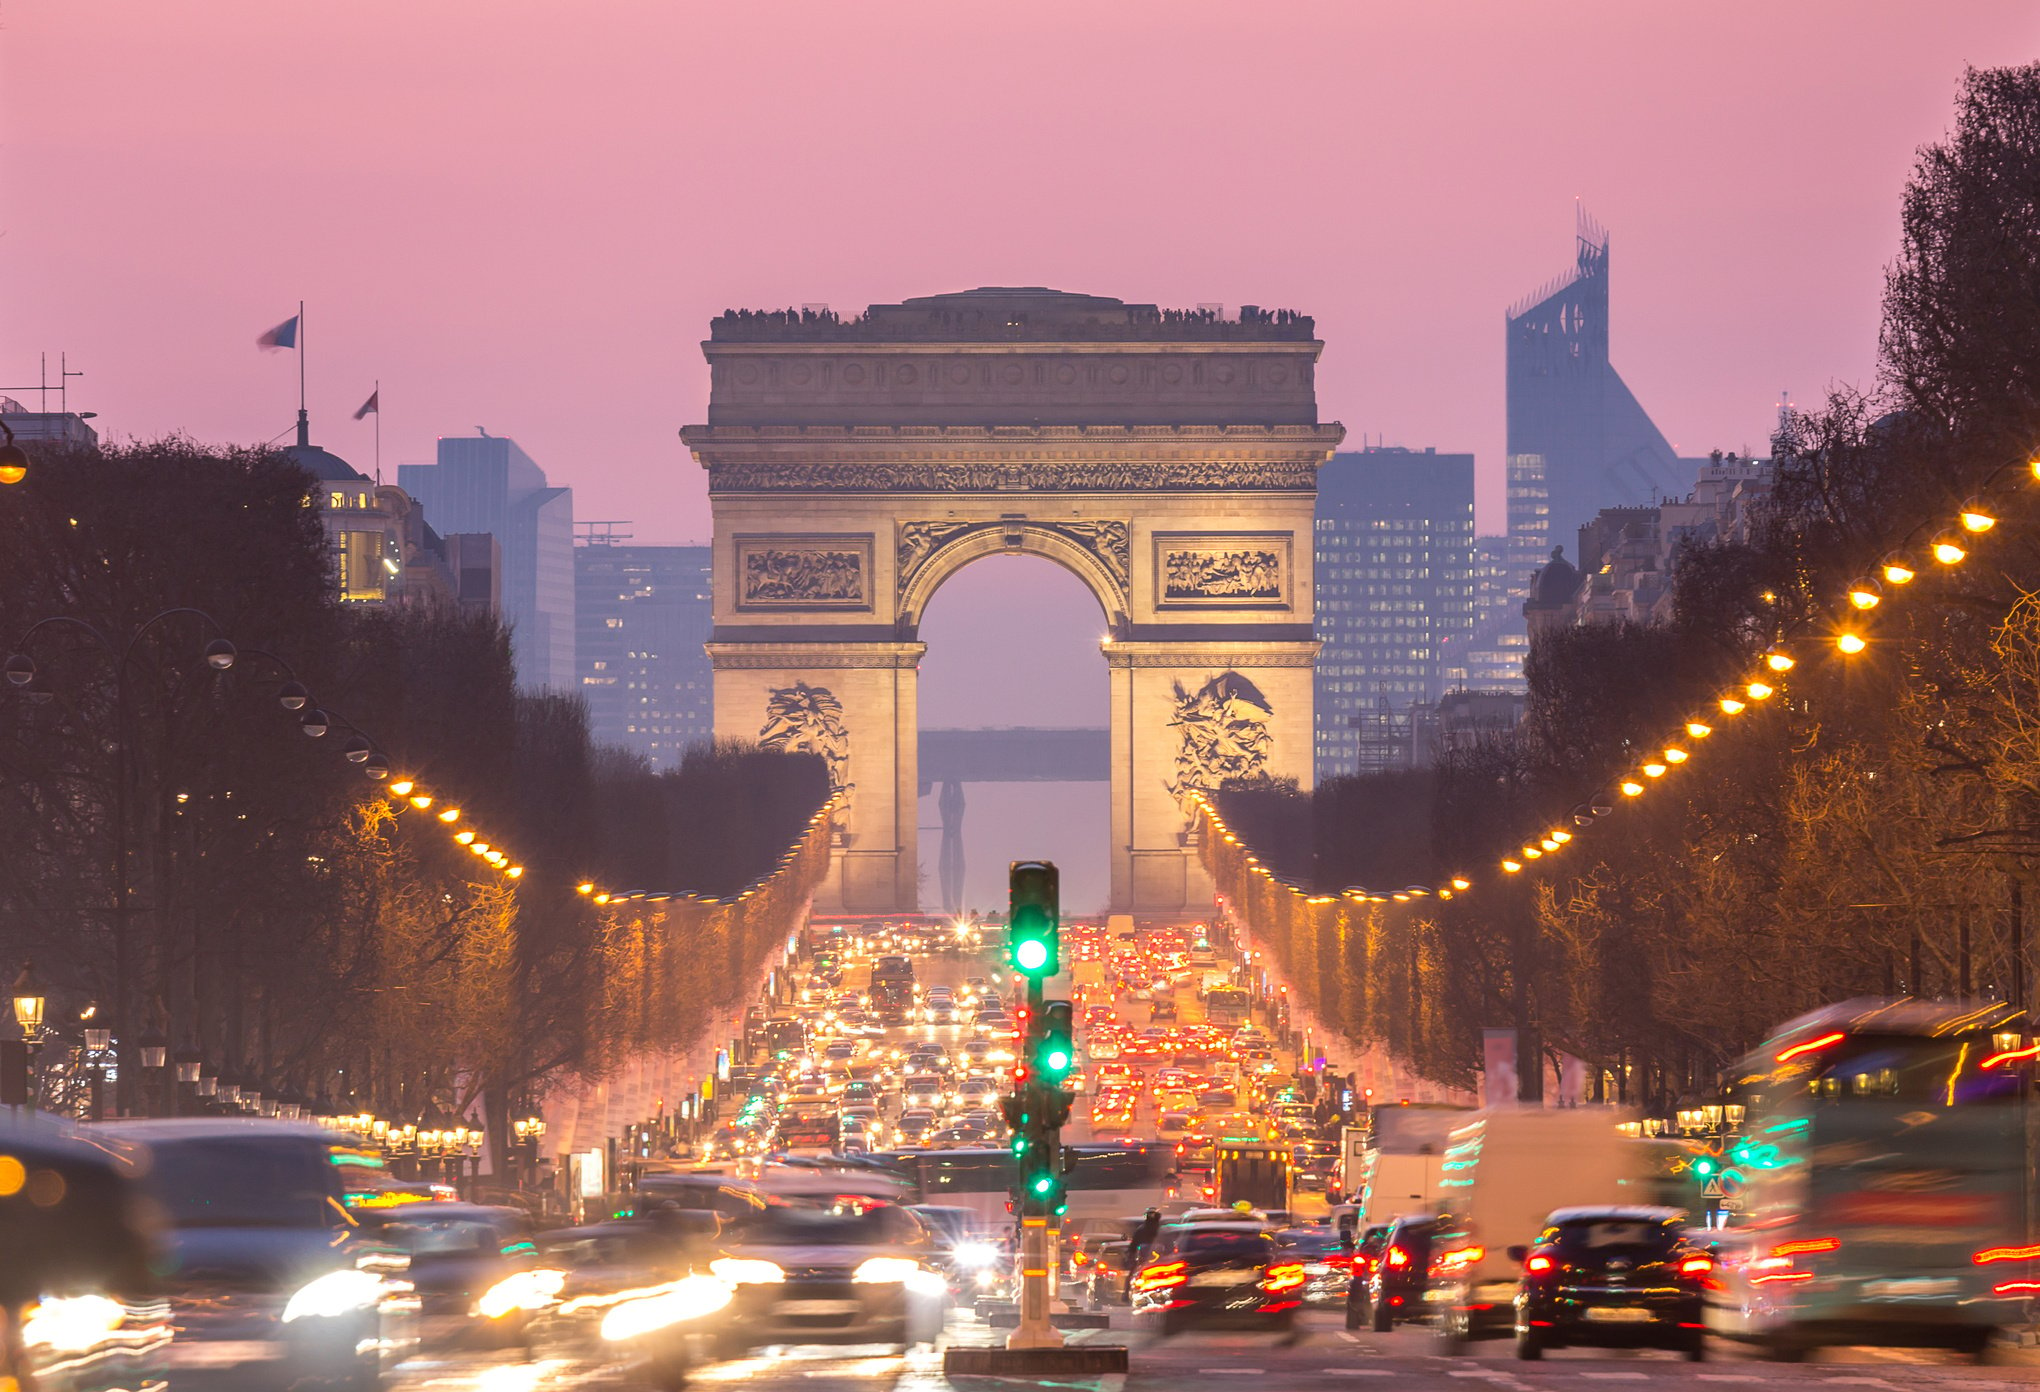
[1196,452,2040,908]
[573,793,843,908]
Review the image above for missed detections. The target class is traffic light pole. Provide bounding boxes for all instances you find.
[1010,971,1064,1350]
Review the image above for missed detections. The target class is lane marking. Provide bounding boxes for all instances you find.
[1318,1370,1392,1378]
[1579,1377,1649,1383]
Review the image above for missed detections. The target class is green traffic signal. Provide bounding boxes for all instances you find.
[1692,1156,1718,1180]
[1035,1000,1075,1083]
[1009,861,1060,979]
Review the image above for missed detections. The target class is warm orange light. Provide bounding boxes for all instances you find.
[1643,762,1667,778]
[1961,507,1997,533]
[408,794,432,810]
[1837,632,1867,655]
[1450,877,1471,891]
[1746,681,1775,701]
[1549,830,1572,844]
[1686,721,1712,739]
[1776,1031,1846,1063]
[1772,1237,1840,1257]
[1522,846,1542,859]
[1719,697,1746,715]
[577,882,595,895]
[1847,584,1881,610]
[1664,748,1688,764]
[389,780,415,797]
[1974,1242,2040,1266]
[1620,780,1645,797]
[1981,1042,2040,1069]
[438,807,461,823]
[505,865,524,879]
[1765,652,1795,673]
[1501,859,1523,873]
[455,830,476,845]
[594,893,611,904]
[1883,559,1917,585]
[1933,538,1967,565]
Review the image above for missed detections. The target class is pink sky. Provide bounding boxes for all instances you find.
[8,1,2035,911]
[8,1,2035,540]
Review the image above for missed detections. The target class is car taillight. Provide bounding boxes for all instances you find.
[1678,1255,1712,1276]
[1440,1245,1485,1272]
[1525,1254,1556,1275]
[1261,1262,1307,1293]
[1133,1261,1188,1292]
[1385,1246,1410,1269]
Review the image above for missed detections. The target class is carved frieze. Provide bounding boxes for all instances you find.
[734,534,873,610]
[1154,532,1293,609]
[896,518,1131,598]
[759,681,853,803]
[709,460,1319,493]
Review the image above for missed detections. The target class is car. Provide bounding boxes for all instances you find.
[1343,1223,1393,1329]
[894,1110,938,1145]
[1156,1112,1193,1142]
[539,1215,725,1389]
[1366,1214,1443,1331]
[0,1113,167,1392]
[103,1118,417,1391]
[363,1203,552,1352]
[1511,1207,1710,1361]
[1271,1226,1350,1305]
[1127,1222,1304,1334]
[707,1198,946,1354]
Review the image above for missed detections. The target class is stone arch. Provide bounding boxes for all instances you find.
[895,522,1131,639]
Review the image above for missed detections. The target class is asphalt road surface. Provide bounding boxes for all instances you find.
[355,1308,2040,1391]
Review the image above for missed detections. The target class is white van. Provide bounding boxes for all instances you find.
[1425,1108,1653,1348]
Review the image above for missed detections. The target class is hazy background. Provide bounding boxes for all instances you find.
[8,1,2035,909]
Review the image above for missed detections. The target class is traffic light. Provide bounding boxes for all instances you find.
[1036,999,1075,1084]
[1008,860,1060,979]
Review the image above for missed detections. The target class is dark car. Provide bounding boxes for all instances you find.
[538,1216,727,1390]
[1128,1222,1304,1334]
[1367,1214,1443,1331]
[104,1118,417,1391]
[708,1199,945,1353]
[1512,1206,1710,1361]
[362,1204,547,1351]
[1272,1226,1350,1305]
[1342,1223,1392,1329]
[1,1114,168,1392]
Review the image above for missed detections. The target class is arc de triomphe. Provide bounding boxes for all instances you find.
[681,287,1343,914]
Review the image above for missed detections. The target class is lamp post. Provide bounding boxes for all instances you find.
[5,972,44,1111]
[4,610,238,1115]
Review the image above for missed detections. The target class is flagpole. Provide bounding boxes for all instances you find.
[294,299,309,448]
[374,379,381,484]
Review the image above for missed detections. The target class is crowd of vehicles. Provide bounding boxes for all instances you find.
[5,903,2035,1390]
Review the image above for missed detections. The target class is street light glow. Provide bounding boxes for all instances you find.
[1686,721,1712,738]
[1765,652,1795,673]
[1837,632,1868,654]
[1932,538,1967,565]
[1719,697,1746,715]
[1620,780,1645,797]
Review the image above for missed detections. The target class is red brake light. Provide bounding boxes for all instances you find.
[1133,1261,1188,1292]
[1386,1246,1410,1269]
[1974,1242,2040,1266]
[1525,1254,1555,1274]
[1678,1255,1712,1275]
[1773,1237,1839,1258]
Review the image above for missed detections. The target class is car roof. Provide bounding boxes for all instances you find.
[1544,1205,1685,1224]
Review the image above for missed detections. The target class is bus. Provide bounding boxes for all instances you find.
[886,1143,1176,1230]
[1707,998,2030,1362]
[1205,986,1252,1028]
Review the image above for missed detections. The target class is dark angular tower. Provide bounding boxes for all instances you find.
[1505,209,1684,571]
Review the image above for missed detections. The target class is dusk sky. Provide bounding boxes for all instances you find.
[9,2,2038,907]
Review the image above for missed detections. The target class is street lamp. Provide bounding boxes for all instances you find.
[0,418,30,486]
[12,990,44,1037]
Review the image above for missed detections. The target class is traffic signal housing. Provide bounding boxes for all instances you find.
[1008,860,1060,979]
[1036,999,1075,1084]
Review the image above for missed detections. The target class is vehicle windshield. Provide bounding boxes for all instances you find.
[732,1202,925,1247]
[389,1217,503,1254]
[140,1136,337,1228]
[1804,1035,2025,1106]
[1274,1229,1339,1255]
[1181,1230,1276,1258]
[1549,1218,1680,1254]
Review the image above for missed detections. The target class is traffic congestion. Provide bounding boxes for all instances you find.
[9,910,2040,1390]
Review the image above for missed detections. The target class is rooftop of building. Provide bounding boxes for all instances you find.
[285,442,367,483]
[707,287,1317,343]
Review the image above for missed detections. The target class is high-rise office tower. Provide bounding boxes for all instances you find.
[1313,446,1475,779]
[399,434,574,691]
[574,534,714,771]
[1505,210,1684,572]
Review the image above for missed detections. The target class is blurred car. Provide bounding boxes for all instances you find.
[707,1199,946,1353]
[1128,1223,1303,1334]
[1366,1214,1443,1331]
[363,1203,549,1351]
[1343,1223,1392,1329]
[105,1118,418,1391]
[1272,1226,1350,1305]
[1511,1207,1709,1361]
[1,1114,169,1392]
[1083,1239,1134,1306]
[540,1216,727,1391]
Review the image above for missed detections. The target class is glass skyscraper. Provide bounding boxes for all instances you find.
[1314,446,1475,779]
[574,541,714,770]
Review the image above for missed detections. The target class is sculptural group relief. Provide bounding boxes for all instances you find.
[1164,670,1275,815]
[1155,533,1291,607]
[735,536,871,609]
[759,682,853,804]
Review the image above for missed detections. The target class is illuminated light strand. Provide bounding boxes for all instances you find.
[1775,1031,1847,1063]
[577,791,844,911]
[1190,448,2029,911]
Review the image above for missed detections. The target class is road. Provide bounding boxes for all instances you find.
[365,1309,2040,1389]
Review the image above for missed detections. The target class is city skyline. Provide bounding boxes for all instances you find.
[6,2,2033,549]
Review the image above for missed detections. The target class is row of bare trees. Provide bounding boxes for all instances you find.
[1213,63,2040,1107]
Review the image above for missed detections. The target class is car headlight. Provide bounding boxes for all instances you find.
[853,1257,923,1285]
[600,1275,734,1343]
[954,1241,998,1270]
[475,1268,567,1319]
[21,1294,126,1352]
[282,1268,385,1323]
[709,1257,787,1285]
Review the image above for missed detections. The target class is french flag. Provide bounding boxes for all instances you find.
[256,315,299,350]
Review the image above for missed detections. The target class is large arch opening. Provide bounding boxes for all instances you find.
[915,553,1110,914]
